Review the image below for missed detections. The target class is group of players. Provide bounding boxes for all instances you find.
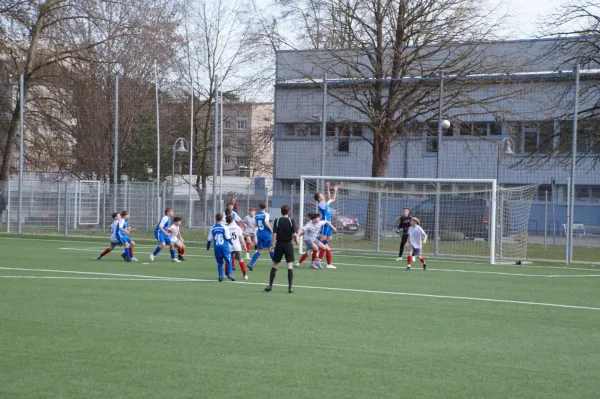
[97,181,429,292]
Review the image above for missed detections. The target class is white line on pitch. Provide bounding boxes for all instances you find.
[0,267,195,281]
[1,266,599,312]
[0,276,194,281]
[55,247,600,278]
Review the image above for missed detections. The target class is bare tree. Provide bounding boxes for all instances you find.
[0,0,184,181]
[182,0,267,208]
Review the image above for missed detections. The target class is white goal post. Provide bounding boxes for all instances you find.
[299,176,538,264]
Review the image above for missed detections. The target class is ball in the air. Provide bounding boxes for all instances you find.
[442,120,451,129]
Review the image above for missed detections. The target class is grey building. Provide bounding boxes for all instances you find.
[273,38,600,229]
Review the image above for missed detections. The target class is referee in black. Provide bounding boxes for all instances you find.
[396,208,412,261]
[265,204,298,293]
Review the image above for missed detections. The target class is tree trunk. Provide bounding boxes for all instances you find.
[0,105,22,181]
[363,136,392,240]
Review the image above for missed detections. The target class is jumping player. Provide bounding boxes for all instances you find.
[168,216,186,261]
[206,213,235,282]
[314,182,341,268]
[150,208,179,263]
[395,208,412,261]
[265,205,299,293]
[248,202,274,270]
[406,217,428,271]
[226,214,249,280]
[296,213,337,269]
[243,207,257,259]
[96,212,122,259]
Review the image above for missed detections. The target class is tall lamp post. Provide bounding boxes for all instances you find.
[172,138,189,208]
[495,136,515,260]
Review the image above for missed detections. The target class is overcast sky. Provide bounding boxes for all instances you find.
[502,0,565,38]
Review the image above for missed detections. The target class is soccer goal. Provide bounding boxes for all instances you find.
[77,180,101,226]
[299,176,538,264]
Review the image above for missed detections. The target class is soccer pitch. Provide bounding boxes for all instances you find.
[1,236,599,398]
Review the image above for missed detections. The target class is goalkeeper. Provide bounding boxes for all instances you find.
[395,208,412,261]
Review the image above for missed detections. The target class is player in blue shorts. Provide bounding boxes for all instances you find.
[314,182,341,268]
[150,207,179,263]
[248,201,274,270]
[116,210,137,262]
[206,213,235,282]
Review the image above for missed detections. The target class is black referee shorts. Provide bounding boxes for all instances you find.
[273,241,294,263]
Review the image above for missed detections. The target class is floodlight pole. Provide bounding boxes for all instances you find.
[567,64,580,264]
[155,60,161,217]
[321,73,327,192]
[434,70,444,256]
[188,81,194,228]
[212,75,219,220]
[17,74,24,234]
[113,75,119,211]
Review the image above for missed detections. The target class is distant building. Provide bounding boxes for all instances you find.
[273,38,600,206]
[220,102,273,177]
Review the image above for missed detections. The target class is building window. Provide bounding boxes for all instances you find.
[285,124,295,136]
[237,157,248,167]
[424,123,437,152]
[523,122,553,154]
[351,123,363,137]
[237,120,247,130]
[310,124,320,136]
[338,124,350,152]
[224,155,230,164]
[326,122,336,137]
[294,124,310,136]
[224,120,231,129]
[461,121,502,137]
[560,120,600,154]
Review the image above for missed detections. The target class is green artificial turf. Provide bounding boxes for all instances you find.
[1,235,599,398]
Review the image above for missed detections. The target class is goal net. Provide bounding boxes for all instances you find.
[299,177,537,264]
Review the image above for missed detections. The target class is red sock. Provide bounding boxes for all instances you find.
[311,251,318,262]
[246,242,251,252]
[239,260,247,274]
[407,256,412,266]
[326,249,332,264]
[101,248,111,257]
[130,248,134,256]
[419,256,425,263]
[299,253,308,264]
[318,249,325,260]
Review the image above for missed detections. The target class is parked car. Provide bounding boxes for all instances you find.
[398,197,491,240]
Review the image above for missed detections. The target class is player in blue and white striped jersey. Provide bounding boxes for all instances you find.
[96,212,122,259]
[206,213,235,282]
[150,208,179,262]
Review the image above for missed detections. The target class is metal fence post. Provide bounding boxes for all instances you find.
[57,182,61,232]
[6,179,11,233]
[544,190,548,250]
[124,180,129,211]
[64,182,69,237]
[291,184,295,218]
[162,183,167,213]
[566,177,571,264]
[73,180,78,229]
[145,183,150,231]
[376,191,382,252]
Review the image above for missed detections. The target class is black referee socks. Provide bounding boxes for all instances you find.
[269,267,277,285]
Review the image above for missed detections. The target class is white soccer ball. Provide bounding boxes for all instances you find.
[441,120,451,129]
